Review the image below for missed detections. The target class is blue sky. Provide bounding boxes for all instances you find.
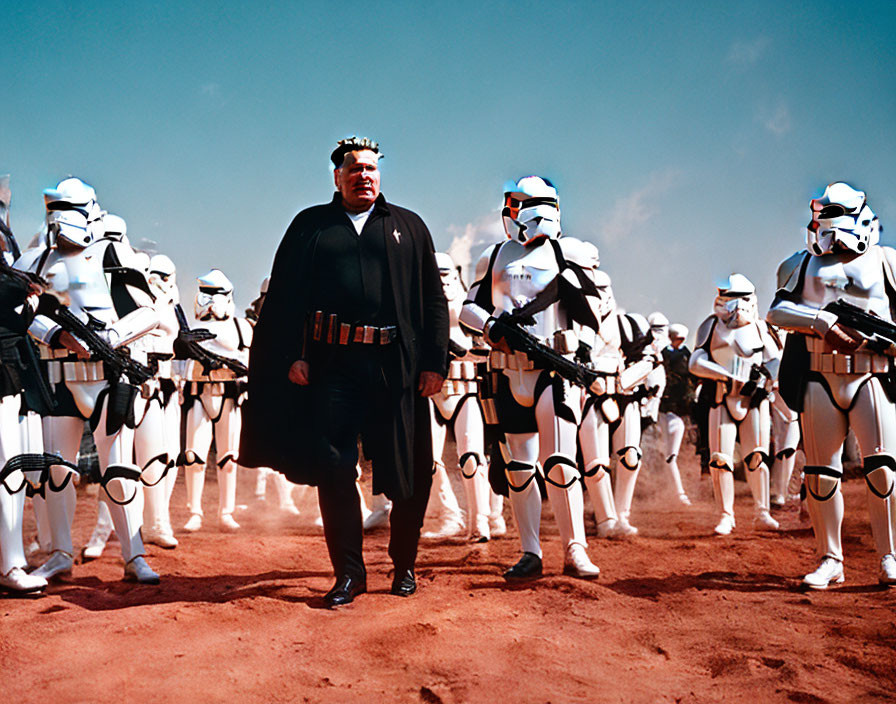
[3,1,895,330]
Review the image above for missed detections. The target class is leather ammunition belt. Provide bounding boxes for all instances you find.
[588,374,618,396]
[188,381,233,397]
[46,360,107,384]
[805,336,889,374]
[809,351,888,375]
[309,311,398,346]
[488,349,536,372]
[441,360,479,396]
[183,360,238,382]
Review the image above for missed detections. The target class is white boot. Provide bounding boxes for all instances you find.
[803,557,844,589]
[488,492,506,537]
[746,464,779,530]
[82,499,115,560]
[710,467,736,535]
[879,554,896,586]
[585,467,621,538]
[124,555,160,585]
[422,462,465,538]
[30,550,74,580]
[563,542,600,579]
[460,455,491,542]
[217,461,239,532]
[613,455,641,534]
[363,492,392,530]
[273,472,300,515]
[0,566,47,594]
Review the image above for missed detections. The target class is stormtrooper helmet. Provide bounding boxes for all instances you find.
[648,311,670,347]
[668,323,689,344]
[102,214,128,243]
[195,268,235,321]
[435,252,465,301]
[43,177,104,248]
[714,274,758,328]
[807,182,879,256]
[502,176,561,245]
[149,254,178,300]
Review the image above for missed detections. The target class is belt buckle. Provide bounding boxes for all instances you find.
[339,323,351,345]
[312,311,323,342]
[379,328,390,345]
[363,326,375,344]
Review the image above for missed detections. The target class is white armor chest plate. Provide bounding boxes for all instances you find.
[492,240,564,338]
[42,242,117,325]
[197,318,248,361]
[710,321,764,381]
[803,250,891,320]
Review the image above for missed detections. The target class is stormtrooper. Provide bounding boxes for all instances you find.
[574,255,658,539]
[768,182,896,588]
[592,310,660,536]
[425,252,502,542]
[690,274,781,536]
[460,176,600,579]
[658,323,694,505]
[180,269,252,532]
[81,243,183,557]
[16,177,160,583]
[768,328,800,509]
[0,182,53,593]
[641,312,669,427]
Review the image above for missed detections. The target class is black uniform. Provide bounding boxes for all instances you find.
[240,193,448,580]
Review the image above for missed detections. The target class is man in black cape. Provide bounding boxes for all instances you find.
[239,137,449,606]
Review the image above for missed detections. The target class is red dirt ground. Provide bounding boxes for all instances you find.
[3,437,895,704]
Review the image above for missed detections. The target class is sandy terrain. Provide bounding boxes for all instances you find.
[3,436,895,704]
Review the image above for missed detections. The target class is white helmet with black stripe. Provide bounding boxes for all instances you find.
[502,176,561,245]
[807,182,879,256]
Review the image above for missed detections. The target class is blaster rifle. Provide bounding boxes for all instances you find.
[172,304,249,377]
[738,362,772,408]
[823,299,896,355]
[488,313,598,389]
[35,296,154,385]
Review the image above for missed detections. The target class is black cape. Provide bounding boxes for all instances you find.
[238,193,448,500]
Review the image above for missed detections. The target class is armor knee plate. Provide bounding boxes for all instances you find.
[744,451,771,472]
[709,452,733,472]
[543,454,580,489]
[459,452,483,479]
[505,460,537,492]
[100,464,142,505]
[582,462,610,479]
[862,455,896,499]
[804,466,841,501]
[775,447,796,460]
[617,447,642,471]
[217,452,238,470]
[431,459,446,476]
[140,454,172,487]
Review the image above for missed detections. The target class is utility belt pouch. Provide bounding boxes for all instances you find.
[553,330,578,355]
[477,364,500,425]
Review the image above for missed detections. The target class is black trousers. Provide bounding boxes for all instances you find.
[310,346,432,580]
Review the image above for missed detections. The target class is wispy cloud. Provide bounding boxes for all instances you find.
[727,36,770,67]
[444,212,504,284]
[600,169,683,244]
[757,99,792,136]
[200,82,221,97]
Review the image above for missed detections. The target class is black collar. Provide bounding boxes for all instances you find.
[330,192,391,216]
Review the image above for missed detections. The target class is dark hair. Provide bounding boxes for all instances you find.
[330,136,381,167]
